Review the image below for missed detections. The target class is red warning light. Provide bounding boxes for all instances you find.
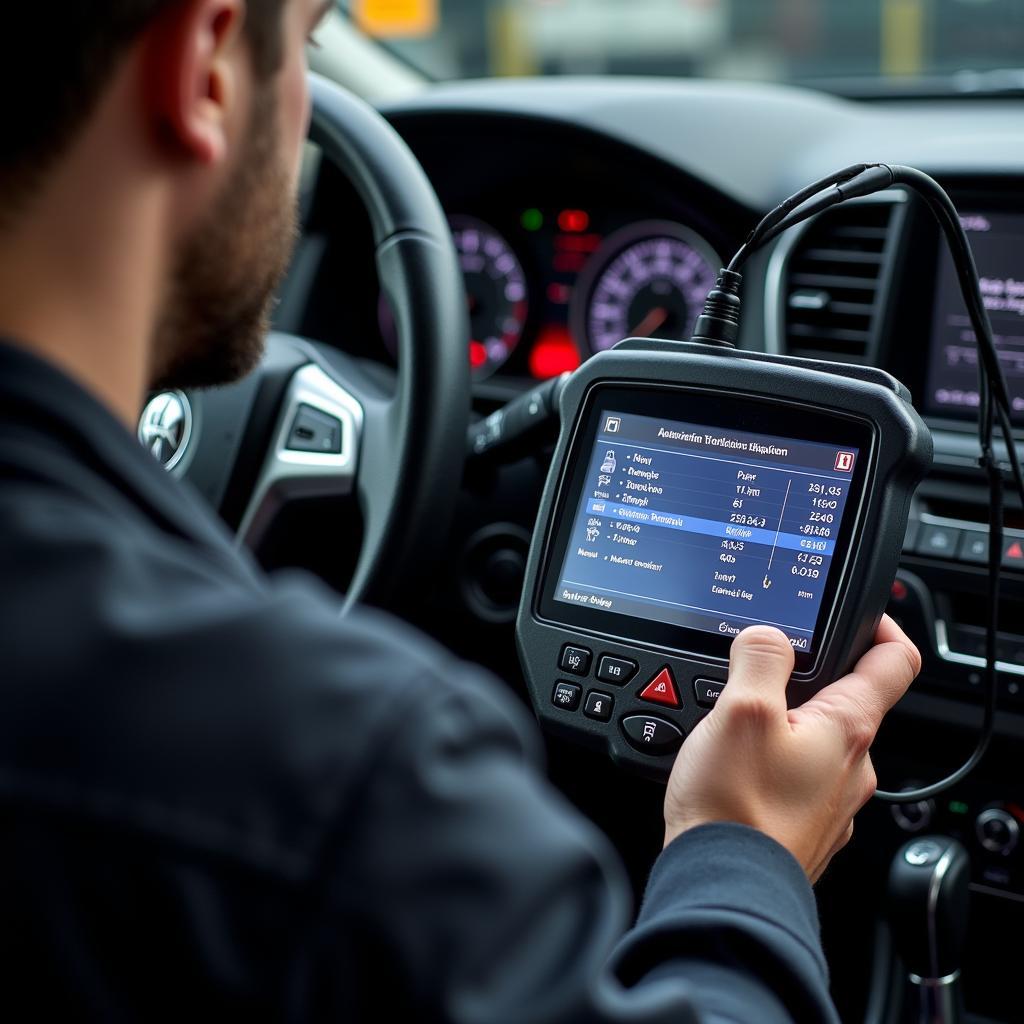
[529,326,581,379]
[547,282,572,305]
[552,252,589,274]
[1007,541,1024,561]
[554,233,602,254]
[469,340,488,370]
[558,209,590,233]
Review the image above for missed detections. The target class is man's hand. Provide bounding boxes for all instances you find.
[663,615,921,882]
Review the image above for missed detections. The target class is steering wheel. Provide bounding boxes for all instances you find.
[165,74,470,611]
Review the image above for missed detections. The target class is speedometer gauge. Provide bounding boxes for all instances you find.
[571,221,719,355]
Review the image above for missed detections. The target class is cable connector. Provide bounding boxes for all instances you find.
[690,269,743,349]
[834,163,896,201]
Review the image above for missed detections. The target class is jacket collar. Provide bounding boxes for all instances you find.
[0,339,242,557]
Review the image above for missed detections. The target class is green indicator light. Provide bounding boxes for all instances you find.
[521,208,544,232]
[949,800,969,815]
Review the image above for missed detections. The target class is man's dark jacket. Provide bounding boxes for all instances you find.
[0,342,839,1022]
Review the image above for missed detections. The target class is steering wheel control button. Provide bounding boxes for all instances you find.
[286,404,344,455]
[694,678,724,708]
[621,715,684,756]
[596,655,638,686]
[584,690,614,721]
[559,645,592,676]
[638,667,681,708]
[552,681,582,712]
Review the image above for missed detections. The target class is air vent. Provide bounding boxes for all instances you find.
[780,198,901,363]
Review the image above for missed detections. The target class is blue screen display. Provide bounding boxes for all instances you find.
[553,411,860,653]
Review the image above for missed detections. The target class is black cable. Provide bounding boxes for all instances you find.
[727,164,873,273]
[742,165,897,259]
[706,164,1021,803]
[873,166,1009,802]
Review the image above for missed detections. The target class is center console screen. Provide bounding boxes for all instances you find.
[926,210,1024,421]
[539,387,873,671]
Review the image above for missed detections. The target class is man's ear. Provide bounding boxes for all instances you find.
[145,0,246,166]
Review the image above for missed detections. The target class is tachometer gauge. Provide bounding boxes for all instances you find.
[451,215,529,378]
[571,221,719,355]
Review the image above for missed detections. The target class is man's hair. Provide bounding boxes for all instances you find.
[1,1,286,217]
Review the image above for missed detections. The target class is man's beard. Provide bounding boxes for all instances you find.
[150,84,298,391]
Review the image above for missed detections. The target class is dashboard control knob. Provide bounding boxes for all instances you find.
[460,524,531,624]
[975,808,1020,855]
[480,549,526,608]
[892,798,935,833]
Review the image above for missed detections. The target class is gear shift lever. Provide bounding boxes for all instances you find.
[887,836,970,1024]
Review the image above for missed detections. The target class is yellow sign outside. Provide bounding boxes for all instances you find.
[354,0,439,39]
[881,0,925,77]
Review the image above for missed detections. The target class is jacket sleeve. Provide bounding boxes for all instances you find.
[319,650,839,1024]
[608,823,841,1024]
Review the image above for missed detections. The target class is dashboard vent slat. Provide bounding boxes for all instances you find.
[830,225,889,240]
[789,272,881,290]
[779,200,900,364]
[800,248,884,265]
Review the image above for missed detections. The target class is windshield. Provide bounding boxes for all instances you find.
[338,0,1024,93]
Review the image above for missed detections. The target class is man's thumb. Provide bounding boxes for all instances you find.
[719,625,794,716]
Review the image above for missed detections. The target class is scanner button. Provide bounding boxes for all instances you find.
[639,667,681,708]
[621,715,684,756]
[559,645,591,676]
[584,691,614,721]
[694,678,725,708]
[596,655,638,686]
[552,681,582,711]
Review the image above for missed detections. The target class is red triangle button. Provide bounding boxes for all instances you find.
[639,667,681,708]
[1008,541,1024,561]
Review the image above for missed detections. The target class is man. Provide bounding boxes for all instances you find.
[0,2,920,1021]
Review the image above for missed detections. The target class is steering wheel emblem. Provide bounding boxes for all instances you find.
[138,391,192,471]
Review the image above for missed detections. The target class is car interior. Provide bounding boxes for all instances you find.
[146,5,1024,1022]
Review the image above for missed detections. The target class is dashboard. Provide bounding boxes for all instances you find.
[286,107,750,389]
[275,77,1024,1024]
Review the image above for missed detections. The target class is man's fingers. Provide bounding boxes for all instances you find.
[874,612,921,656]
[717,625,795,721]
[837,614,920,717]
[797,614,921,746]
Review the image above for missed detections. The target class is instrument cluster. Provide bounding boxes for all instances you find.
[381,204,722,381]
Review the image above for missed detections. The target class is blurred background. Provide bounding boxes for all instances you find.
[338,0,1024,92]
